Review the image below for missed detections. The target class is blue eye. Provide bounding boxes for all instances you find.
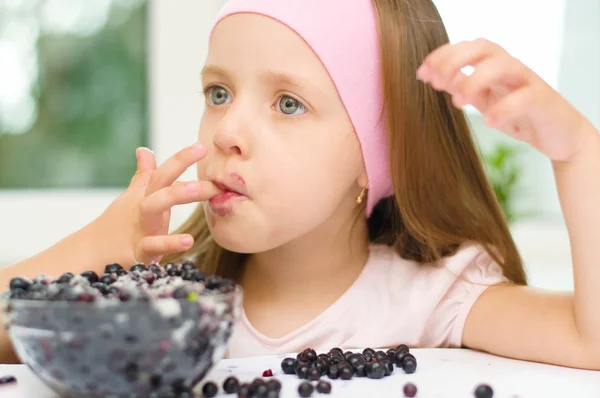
[278,96,306,116]
[207,86,231,106]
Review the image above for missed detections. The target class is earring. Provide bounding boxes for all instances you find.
[356,185,368,204]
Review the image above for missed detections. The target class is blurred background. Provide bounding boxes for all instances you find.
[0,0,598,291]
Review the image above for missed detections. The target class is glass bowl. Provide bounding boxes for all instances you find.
[1,286,242,397]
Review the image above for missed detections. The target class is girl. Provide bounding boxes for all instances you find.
[1,0,599,370]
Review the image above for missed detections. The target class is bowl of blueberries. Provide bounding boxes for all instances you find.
[0,261,242,398]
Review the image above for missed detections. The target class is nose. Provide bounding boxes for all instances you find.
[212,110,248,157]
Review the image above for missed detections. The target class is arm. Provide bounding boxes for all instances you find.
[463,122,600,369]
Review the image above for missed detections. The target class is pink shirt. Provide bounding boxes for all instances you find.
[226,242,507,358]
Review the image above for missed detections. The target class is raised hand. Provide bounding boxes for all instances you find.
[417,38,595,163]
[95,142,222,265]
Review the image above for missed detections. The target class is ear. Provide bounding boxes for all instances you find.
[356,169,369,189]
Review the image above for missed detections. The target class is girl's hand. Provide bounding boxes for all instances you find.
[417,38,594,163]
[94,143,222,265]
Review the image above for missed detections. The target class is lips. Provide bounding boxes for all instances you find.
[208,173,247,216]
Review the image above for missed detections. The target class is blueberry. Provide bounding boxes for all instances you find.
[205,275,222,290]
[266,379,281,392]
[9,277,31,292]
[374,351,388,361]
[80,271,99,284]
[304,348,317,362]
[347,353,364,368]
[354,362,367,377]
[150,374,162,390]
[281,357,296,374]
[381,358,394,376]
[254,384,268,397]
[362,348,376,357]
[403,382,418,397]
[181,261,196,271]
[91,282,109,295]
[296,365,309,379]
[0,375,17,385]
[366,361,385,379]
[396,344,410,354]
[130,263,147,272]
[327,364,339,380]
[123,362,139,381]
[167,268,181,277]
[56,272,75,284]
[104,263,123,274]
[329,347,344,356]
[238,383,251,398]
[308,367,320,381]
[474,384,494,398]
[364,352,374,362]
[339,367,353,380]
[202,381,218,398]
[149,264,162,275]
[394,350,408,367]
[266,391,279,398]
[99,274,115,285]
[402,355,417,374]
[172,286,188,299]
[223,376,240,393]
[316,380,332,394]
[386,348,397,360]
[116,269,128,277]
[317,354,330,362]
[192,270,206,282]
[298,382,314,397]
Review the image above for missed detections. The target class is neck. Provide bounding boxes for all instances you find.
[241,208,370,305]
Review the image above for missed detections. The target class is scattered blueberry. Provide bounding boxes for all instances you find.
[402,355,417,374]
[339,367,354,380]
[266,379,281,392]
[0,375,17,385]
[298,382,314,397]
[396,344,410,354]
[202,381,218,397]
[386,348,397,360]
[308,367,320,381]
[366,361,385,379]
[403,382,418,397]
[362,348,376,357]
[223,376,240,394]
[281,357,296,374]
[474,384,494,398]
[316,380,332,394]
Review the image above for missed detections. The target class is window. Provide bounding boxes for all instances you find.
[0,0,148,188]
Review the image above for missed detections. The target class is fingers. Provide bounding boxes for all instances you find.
[450,56,528,112]
[418,39,500,87]
[138,234,195,259]
[139,180,222,231]
[145,142,208,196]
[130,147,157,188]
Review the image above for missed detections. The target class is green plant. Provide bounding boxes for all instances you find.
[482,143,524,223]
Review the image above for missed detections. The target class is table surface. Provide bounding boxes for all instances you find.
[0,349,599,397]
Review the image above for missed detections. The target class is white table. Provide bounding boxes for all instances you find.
[1,349,599,397]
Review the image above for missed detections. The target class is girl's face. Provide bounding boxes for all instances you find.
[197,14,367,253]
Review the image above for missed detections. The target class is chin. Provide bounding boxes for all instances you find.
[204,207,275,254]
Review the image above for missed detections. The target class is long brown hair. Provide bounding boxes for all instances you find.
[164,0,527,286]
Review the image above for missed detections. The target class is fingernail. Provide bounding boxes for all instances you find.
[417,64,429,81]
[135,148,140,161]
[181,236,193,246]
[190,142,204,155]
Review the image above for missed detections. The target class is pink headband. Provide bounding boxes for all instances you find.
[210,0,394,216]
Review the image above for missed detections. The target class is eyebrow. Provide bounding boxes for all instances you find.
[201,64,325,96]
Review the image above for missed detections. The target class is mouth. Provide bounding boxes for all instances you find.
[208,174,248,216]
